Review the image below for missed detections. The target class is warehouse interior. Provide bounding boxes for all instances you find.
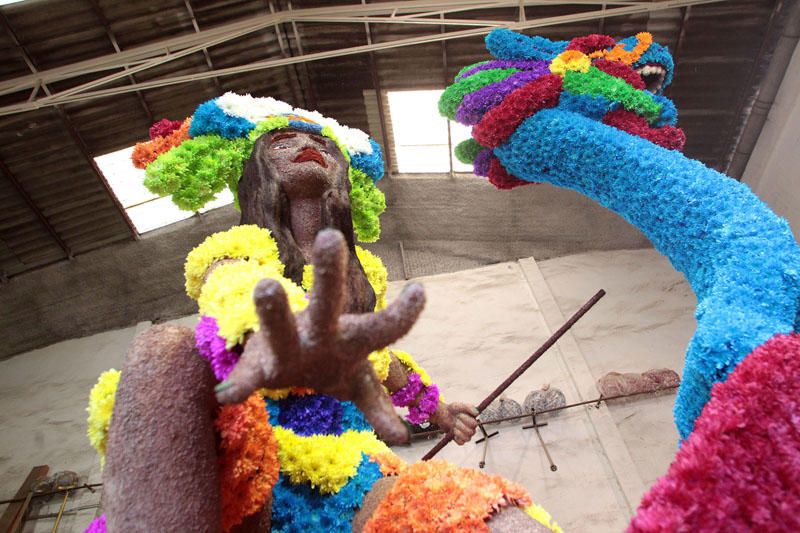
[1,0,800,531]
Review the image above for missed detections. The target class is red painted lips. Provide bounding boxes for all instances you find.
[292,148,327,167]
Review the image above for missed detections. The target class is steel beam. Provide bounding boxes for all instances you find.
[0,12,139,238]
[287,1,319,111]
[0,0,731,116]
[53,107,139,237]
[0,0,722,99]
[86,0,155,123]
[184,0,224,93]
[0,158,72,258]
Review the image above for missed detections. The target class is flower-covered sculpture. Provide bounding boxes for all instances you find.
[442,28,800,530]
[90,94,565,532]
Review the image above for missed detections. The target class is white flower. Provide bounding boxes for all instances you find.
[217,92,293,123]
[216,94,375,156]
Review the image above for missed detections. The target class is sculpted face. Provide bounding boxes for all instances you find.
[264,130,348,199]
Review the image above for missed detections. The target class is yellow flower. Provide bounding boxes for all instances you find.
[86,369,121,467]
[549,50,591,76]
[523,503,563,533]
[199,261,307,348]
[355,246,388,311]
[273,427,394,494]
[392,350,432,386]
[368,347,391,382]
[302,246,387,311]
[184,225,282,300]
[301,263,314,292]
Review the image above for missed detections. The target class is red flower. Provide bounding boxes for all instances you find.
[603,109,685,151]
[131,118,192,169]
[593,59,646,90]
[629,333,800,532]
[472,74,562,149]
[487,157,535,189]
[567,34,616,55]
[149,118,184,140]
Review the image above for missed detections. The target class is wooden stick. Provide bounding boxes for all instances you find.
[421,289,605,461]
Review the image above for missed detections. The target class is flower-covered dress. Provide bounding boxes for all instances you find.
[187,225,560,532]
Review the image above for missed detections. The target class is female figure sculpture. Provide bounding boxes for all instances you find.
[88,96,559,532]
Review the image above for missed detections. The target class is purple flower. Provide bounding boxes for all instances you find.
[195,316,240,381]
[473,149,493,177]
[456,69,549,125]
[85,515,106,533]
[278,394,344,436]
[390,373,424,408]
[407,384,440,424]
[457,59,548,80]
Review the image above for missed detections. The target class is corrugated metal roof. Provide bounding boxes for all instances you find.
[0,0,788,278]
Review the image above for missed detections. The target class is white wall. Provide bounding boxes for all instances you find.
[743,39,800,235]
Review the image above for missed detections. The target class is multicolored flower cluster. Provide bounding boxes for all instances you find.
[132,118,192,169]
[86,369,121,466]
[441,29,685,191]
[443,27,800,441]
[133,92,386,242]
[271,454,383,532]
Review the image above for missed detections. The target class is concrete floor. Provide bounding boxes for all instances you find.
[0,248,695,532]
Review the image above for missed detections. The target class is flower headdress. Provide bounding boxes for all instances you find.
[132,93,386,242]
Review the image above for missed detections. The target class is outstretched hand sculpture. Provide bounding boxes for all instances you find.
[215,229,425,444]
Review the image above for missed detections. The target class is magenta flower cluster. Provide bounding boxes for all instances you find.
[390,373,440,424]
[195,315,240,381]
[84,514,106,533]
[629,333,800,531]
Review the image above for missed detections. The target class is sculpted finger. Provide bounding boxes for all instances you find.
[341,283,426,356]
[457,413,479,431]
[254,278,300,363]
[453,429,469,445]
[215,344,268,404]
[308,229,348,336]
[350,363,410,445]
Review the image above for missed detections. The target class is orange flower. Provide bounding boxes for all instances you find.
[589,32,653,65]
[364,460,533,532]
[368,452,407,476]
[131,118,192,169]
[215,392,279,533]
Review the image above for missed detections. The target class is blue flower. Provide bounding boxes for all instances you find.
[188,100,255,139]
[271,454,382,532]
[350,139,385,182]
